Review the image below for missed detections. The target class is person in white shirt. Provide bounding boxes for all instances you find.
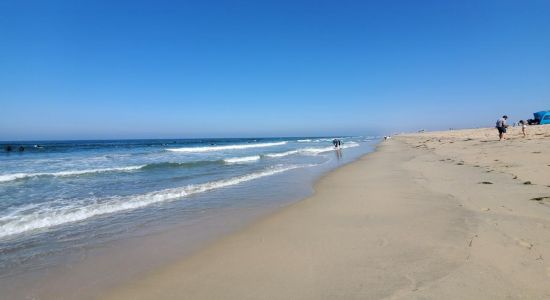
[519,120,527,137]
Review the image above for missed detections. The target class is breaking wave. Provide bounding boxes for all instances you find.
[265,142,359,158]
[166,141,287,153]
[224,155,261,164]
[0,165,311,239]
[0,166,144,183]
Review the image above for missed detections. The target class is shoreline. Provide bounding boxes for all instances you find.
[0,140,377,300]
[102,126,550,299]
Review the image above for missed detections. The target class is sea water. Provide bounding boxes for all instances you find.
[0,137,377,296]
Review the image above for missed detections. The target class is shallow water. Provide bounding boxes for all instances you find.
[0,137,377,298]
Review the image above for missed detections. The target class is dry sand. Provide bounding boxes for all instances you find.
[103,125,550,299]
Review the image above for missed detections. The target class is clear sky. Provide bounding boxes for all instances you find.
[1,0,549,140]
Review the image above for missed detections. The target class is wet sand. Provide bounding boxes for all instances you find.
[103,125,550,299]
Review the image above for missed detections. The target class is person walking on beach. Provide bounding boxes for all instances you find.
[496,115,508,141]
[519,120,527,137]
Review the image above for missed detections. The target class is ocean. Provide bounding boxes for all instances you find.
[0,136,378,297]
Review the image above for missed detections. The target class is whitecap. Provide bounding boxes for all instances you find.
[0,166,145,183]
[0,164,311,239]
[264,150,300,158]
[166,141,287,153]
[265,142,359,158]
[224,155,261,164]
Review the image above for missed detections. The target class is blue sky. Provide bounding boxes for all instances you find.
[1,0,549,140]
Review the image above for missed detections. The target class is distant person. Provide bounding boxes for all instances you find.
[337,139,342,147]
[496,115,509,141]
[18,146,25,152]
[333,139,338,148]
[519,120,527,137]
[5,145,12,152]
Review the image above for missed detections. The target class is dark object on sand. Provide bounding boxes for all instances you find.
[479,181,493,185]
[524,181,532,185]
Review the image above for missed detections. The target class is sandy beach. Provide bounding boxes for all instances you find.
[103,125,550,299]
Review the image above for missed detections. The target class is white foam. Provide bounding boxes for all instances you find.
[224,155,261,164]
[265,142,359,158]
[297,139,312,142]
[0,166,144,183]
[166,141,287,153]
[0,165,308,239]
[264,150,300,158]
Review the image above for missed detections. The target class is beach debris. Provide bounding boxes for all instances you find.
[479,181,493,184]
[513,176,518,179]
[524,181,532,185]
[518,240,533,250]
[530,196,550,201]
[481,208,490,212]
[532,151,541,154]
[457,162,464,165]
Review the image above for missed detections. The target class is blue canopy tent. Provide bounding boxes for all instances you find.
[533,111,550,125]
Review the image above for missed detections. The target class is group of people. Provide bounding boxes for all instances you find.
[496,115,527,141]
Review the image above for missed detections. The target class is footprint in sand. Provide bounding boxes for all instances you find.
[377,238,389,247]
[518,240,533,250]
[500,205,513,212]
